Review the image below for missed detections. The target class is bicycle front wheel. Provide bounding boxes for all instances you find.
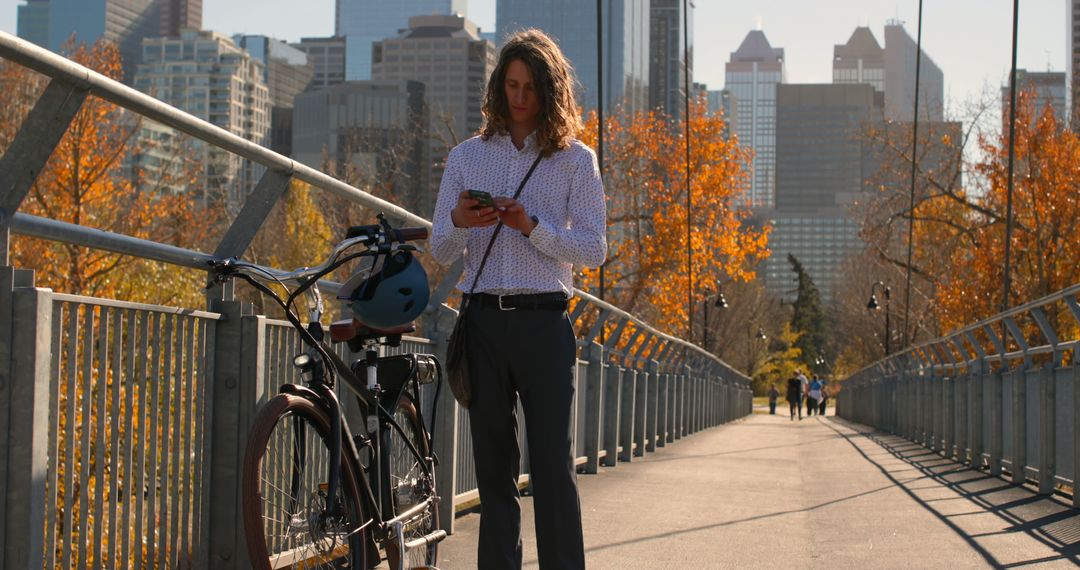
[383,393,440,568]
[243,393,371,570]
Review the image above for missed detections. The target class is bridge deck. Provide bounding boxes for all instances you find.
[436,410,1080,568]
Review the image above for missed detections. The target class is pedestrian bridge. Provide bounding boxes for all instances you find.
[1,30,1080,569]
[441,411,1080,568]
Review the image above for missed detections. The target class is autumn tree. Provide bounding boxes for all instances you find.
[842,88,1080,374]
[1,40,219,305]
[577,99,770,338]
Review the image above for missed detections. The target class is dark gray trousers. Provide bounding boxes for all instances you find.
[465,302,585,570]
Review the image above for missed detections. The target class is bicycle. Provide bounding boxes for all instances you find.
[210,215,446,569]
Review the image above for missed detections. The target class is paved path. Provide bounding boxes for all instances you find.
[435,411,1080,568]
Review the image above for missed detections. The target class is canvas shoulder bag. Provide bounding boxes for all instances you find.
[445,152,543,408]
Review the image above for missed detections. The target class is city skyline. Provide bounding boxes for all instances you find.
[0,0,1067,117]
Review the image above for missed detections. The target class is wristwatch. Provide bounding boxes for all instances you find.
[525,215,539,236]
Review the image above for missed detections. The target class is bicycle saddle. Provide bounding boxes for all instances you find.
[330,318,415,343]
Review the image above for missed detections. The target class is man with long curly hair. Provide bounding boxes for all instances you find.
[431,29,606,569]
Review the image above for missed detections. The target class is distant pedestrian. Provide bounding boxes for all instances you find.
[768,385,780,415]
[819,380,829,416]
[786,375,802,420]
[807,375,823,417]
[796,370,809,419]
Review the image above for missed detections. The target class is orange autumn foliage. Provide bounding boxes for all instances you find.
[578,99,770,336]
[934,94,1080,333]
[1,40,218,304]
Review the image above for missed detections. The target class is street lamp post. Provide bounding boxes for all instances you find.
[747,327,766,376]
[702,282,727,350]
[867,281,892,356]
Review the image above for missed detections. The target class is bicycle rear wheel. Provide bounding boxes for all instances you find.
[243,393,371,569]
[383,393,440,568]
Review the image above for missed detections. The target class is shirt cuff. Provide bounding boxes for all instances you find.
[528,217,556,252]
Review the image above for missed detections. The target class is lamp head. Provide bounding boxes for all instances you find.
[867,295,879,311]
[715,294,728,308]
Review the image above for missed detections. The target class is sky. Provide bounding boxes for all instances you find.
[0,0,1068,117]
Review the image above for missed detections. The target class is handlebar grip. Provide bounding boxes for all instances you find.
[391,227,429,242]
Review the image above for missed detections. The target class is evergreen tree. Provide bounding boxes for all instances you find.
[788,254,828,372]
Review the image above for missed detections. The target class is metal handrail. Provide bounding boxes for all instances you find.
[0,30,750,387]
[848,281,1080,380]
[0,31,427,229]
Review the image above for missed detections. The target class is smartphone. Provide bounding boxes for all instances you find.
[467,189,494,208]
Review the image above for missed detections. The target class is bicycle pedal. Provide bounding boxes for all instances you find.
[403,529,447,552]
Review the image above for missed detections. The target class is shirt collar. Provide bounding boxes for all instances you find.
[501,129,539,153]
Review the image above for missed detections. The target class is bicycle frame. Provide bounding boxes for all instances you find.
[292,341,439,561]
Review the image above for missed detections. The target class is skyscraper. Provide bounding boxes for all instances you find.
[724,30,785,210]
[335,0,468,80]
[883,20,943,122]
[496,0,651,113]
[293,81,430,214]
[764,83,881,302]
[15,0,49,48]
[1001,70,1067,128]
[292,36,348,91]
[235,35,315,156]
[1070,0,1080,127]
[372,14,496,213]
[134,30,270,205]
[833,27,885,94]
[160,0,201,37]
[649,0,692,120]
[16,0,162,82]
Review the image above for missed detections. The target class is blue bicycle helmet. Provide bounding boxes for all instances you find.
[347,249,430,329]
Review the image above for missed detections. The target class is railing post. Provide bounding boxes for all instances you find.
[426,305,459,533]
[602,362,621,467]
[582,341,604,474]
[656,369,665,444]
[618,368,636,462]
[987,366,1004,476]
[970,359,985,468]
[0,273,50,570]
[1073,363,1080,508]
[646,359,660,452]
[1038,364,1056,494]
[633,362,648,456]
[206,300,257,569]
[1011,366,1027,484]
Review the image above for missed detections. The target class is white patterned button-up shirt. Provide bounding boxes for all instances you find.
[431,132,607,296]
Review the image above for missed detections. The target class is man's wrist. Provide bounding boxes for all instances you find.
[523,215,539,236]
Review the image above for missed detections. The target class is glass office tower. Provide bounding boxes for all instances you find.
[724,30,785,210]
[497,0,651,114]
[335,0,468,80]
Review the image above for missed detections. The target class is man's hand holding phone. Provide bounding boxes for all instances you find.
[452,189,500,228]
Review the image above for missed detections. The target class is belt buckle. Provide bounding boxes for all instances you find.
[497,294,517,311]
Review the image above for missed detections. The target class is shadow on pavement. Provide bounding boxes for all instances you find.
[827,417,1080,568]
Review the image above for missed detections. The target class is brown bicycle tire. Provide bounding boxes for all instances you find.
[242,393,371,569]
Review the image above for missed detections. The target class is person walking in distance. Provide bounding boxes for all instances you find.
[768,384,780,415]
[431,29,605,570]
[786,374,802,420]
[797,369,810,419]
[807,375,823,417]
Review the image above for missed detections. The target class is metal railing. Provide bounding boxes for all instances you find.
[838,282,1080,506]
[0,31,753,568]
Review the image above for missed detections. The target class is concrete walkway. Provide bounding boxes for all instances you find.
[435,411,1080,568]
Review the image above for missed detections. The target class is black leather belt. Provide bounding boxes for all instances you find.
[466,292,569,311]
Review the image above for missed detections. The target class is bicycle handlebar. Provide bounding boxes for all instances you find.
[211,220,427,285]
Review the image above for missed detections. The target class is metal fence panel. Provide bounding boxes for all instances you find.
[42,297,218,569]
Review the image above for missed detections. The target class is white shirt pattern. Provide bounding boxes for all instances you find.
[430,132,607,296]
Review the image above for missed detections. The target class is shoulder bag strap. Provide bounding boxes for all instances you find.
[460,152,543,312]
